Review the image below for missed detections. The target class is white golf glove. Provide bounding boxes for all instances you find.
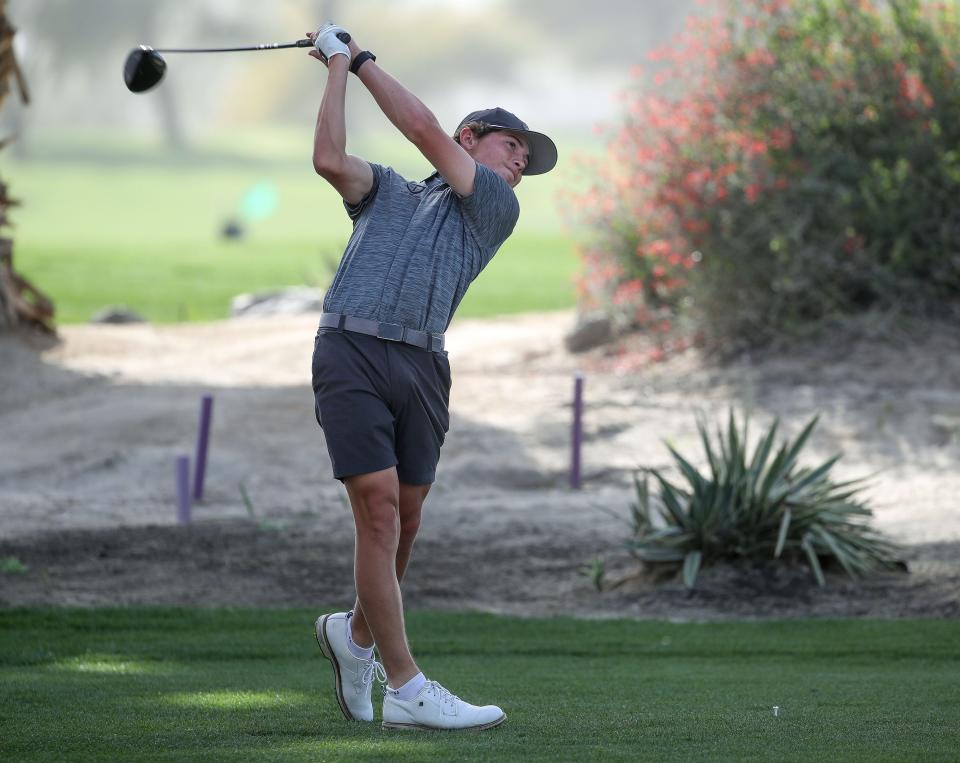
[313,22,350,63]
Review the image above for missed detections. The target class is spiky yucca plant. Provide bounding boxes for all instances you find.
[628,411,901,589]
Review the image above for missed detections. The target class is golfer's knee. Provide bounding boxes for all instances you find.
[354,494,401,551]
[399,511,421,545]
[398,484,428,540]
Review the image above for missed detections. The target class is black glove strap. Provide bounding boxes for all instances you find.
[350,50,376,75]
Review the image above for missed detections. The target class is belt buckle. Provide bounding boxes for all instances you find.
[376,322,405,342]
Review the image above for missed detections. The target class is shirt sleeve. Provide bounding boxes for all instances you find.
[458,163,520,250]
[343,162,384,221]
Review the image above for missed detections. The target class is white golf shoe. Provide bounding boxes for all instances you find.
[382,679,506,731]
[315,612,385,722]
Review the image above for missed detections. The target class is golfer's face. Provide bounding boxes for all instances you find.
[474,131,529,188]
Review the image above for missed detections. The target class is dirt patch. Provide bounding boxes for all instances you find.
[1,521,958,619]
[1,313,959,618]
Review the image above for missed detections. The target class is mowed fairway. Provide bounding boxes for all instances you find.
[4,129,582,324]
[1,609,958,761]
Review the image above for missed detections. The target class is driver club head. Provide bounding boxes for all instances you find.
[124,46,167,93]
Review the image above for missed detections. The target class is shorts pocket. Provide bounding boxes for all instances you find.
[432,352,452,399]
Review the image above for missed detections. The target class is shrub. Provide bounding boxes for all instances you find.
[626,411,901,588]
[573,0,960,349]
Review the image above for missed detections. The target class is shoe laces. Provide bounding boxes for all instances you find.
[425,680,460,707]
[361,658,386,689]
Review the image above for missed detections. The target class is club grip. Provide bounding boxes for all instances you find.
[297,32,351,48]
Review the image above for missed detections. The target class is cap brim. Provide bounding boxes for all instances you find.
[489,125,558,176]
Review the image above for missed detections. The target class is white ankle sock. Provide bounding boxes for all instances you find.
[346,613,374,660]
[387,672,426,701]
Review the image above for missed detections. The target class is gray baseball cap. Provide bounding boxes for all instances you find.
[455,107,558,176]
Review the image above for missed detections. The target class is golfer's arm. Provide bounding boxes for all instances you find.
[313,56,373,204]
[356,62,476,196]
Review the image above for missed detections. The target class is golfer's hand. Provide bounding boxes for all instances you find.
[309,23,351,65]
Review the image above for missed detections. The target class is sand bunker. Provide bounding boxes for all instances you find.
[2,312,958,617]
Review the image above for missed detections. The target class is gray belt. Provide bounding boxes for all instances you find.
[319,312,445,352]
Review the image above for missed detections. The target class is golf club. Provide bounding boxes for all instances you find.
[124,32,351,93]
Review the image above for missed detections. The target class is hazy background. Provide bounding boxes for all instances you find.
[4,0,694,152]
[0,0,697,324]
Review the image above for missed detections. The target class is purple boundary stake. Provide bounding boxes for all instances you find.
[176,455,192,524]
[193,394,214,501]
[570,373,585,489]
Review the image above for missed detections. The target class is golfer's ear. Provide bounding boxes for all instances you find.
[410,121,477,197]
[457,127,477,149]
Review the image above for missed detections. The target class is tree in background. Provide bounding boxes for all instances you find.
[8,0,260,149]
[0,0,53,332]
[575,0,960,352]
[7,0,534,143]
[7,1,699,142]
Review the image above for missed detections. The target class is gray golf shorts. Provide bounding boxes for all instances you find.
[312,328,452,485]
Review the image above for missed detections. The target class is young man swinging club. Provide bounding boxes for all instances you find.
[307,23,557,731]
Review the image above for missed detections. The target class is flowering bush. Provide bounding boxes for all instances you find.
[573,0,960,349]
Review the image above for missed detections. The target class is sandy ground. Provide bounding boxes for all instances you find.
[1,311,958,618]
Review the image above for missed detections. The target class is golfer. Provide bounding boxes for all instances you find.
[307,23,557,731]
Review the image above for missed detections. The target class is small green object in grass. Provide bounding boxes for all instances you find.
[579,557,606,592]
[239,481,256,519]
[1,556,29,574]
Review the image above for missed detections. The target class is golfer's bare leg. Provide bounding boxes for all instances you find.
[344,467,422,687]
[350,481,429,650]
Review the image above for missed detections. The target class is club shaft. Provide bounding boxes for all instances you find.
[154,39,311,54]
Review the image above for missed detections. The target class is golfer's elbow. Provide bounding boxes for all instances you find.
[313,149,346,179]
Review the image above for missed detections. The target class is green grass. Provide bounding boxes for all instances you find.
[1,609,958,761]
[3,128,585,323]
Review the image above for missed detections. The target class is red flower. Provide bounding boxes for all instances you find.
[770,128,792,150]
[898,70,935,109]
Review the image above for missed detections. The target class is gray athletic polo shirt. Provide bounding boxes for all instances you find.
[322,162,519,334]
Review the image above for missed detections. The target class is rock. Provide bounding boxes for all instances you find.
[564,312,614,353]
[231,287,325,318]
[90,306,146,324]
